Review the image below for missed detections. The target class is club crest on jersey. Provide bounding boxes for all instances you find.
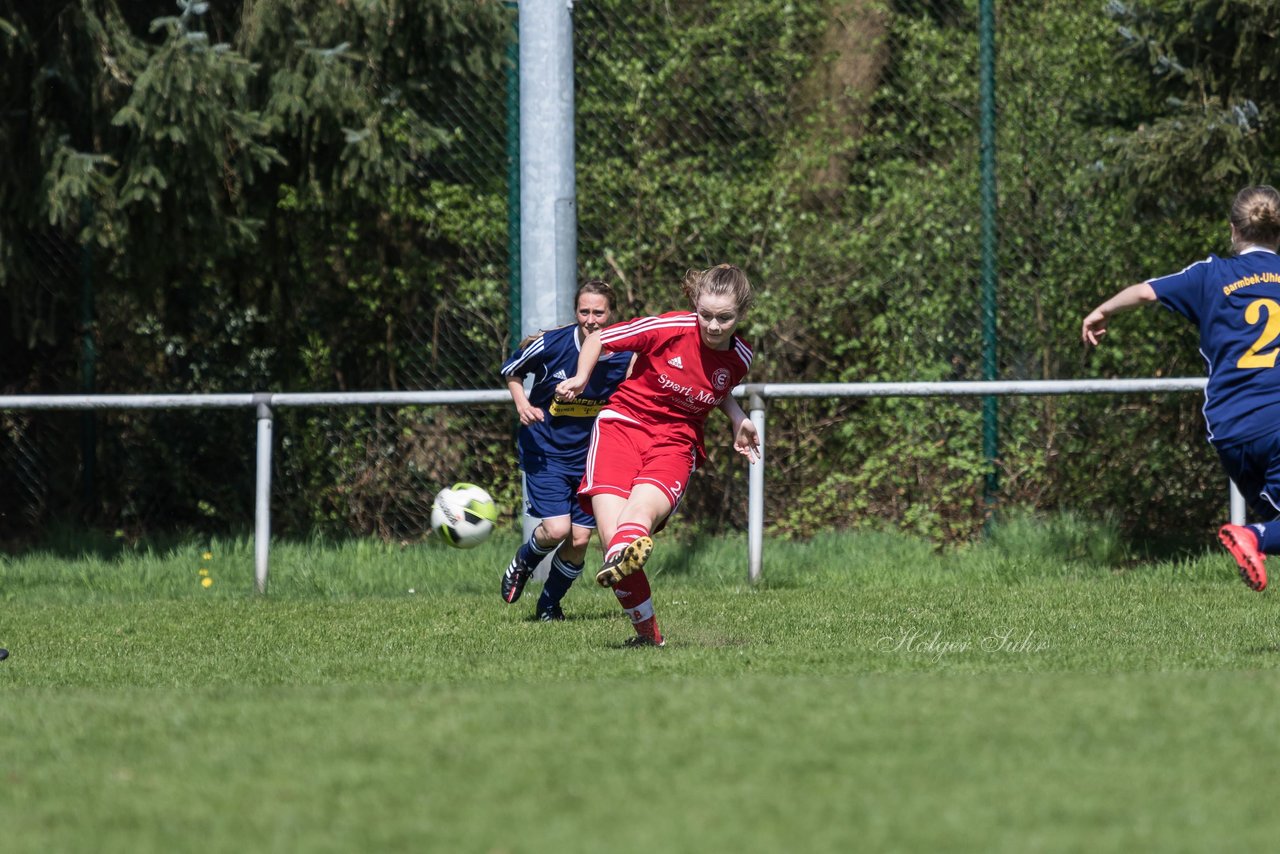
[712,368,730,390]
[666,356,684,369]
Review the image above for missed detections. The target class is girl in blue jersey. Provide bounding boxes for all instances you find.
[1082,184,1280,592]
[499,280,632,619]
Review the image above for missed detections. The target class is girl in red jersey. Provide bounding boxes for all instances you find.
[554,264,760,646]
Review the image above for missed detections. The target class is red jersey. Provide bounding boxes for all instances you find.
[598,311,753,462]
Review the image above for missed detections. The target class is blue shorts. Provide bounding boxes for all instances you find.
[1216,431,1280,519]
[523,468,595,529]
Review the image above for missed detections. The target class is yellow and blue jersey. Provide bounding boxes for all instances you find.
[501,324,630,474]
[1150,248,1280,447]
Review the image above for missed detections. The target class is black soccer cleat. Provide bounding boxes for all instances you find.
[595,536,654,588]
[501,553,533,603]
[536,604,565,622]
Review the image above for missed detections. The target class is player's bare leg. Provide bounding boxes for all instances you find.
[591,493,629,553]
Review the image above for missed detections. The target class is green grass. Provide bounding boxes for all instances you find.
[3,516,1279,852]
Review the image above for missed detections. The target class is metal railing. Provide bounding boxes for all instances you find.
[1,378,1237,590]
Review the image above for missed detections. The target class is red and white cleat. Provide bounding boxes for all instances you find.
[596,536,654,588]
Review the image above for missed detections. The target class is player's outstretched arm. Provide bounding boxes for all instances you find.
[555,330,603,401]
[505,376,544,426]
[1082,282,1157,346]
[719,395,760,463]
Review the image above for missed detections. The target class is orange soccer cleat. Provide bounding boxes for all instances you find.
[1218,524,1267,592]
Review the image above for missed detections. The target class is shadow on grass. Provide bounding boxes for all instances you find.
[1246,645,1280,656]
[4,521,232,562]
[521,607,617,624]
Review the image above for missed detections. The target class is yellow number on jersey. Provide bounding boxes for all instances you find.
[1238,298,1280,369]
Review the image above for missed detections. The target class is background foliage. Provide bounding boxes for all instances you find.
[2,0,1273,547]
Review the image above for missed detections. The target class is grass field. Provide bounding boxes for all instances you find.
[3,514,1280,852]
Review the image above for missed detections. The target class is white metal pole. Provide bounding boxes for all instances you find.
[1230,479,1246,526]
[518,0,576,568]
[253,394,274,594]
[748,391,766,584]
[517,0,576,334]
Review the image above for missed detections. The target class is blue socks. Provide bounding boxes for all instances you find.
[1250,523,1280,555]
[518,536,554,568]
[537,554,583,613]
[519,534,583,613]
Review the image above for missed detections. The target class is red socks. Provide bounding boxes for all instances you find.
[608,524,661,643]
[605,522,649,561]
[614,571,662,643]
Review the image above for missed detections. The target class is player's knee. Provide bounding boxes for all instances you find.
[540,517,572,543]
[570,527,593,552]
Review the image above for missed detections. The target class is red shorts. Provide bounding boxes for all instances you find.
[578,414,697,514]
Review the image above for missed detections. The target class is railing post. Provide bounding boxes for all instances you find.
[253,393,274,594]
[747,386,766,584]
[1230,479,1246,526]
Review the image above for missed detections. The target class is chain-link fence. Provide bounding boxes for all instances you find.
[572,0,1222,544]
[2,1,1230,548]
[264,5,520,545]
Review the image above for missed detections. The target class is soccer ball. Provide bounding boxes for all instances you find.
[431,483,498,549]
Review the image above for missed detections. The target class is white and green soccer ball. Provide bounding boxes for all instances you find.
[431,483,498,549]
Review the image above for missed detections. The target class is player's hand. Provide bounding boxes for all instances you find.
[733,419,760,463]
[516,402,544,426]
[555,377,585,401]
[1081,309,1108,346]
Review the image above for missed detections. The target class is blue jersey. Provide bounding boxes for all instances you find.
[1150,248,1280,447]
[501,324,630,474]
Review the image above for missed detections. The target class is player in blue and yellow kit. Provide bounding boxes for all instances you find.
[1083,184,1280,592]
[499,280,631,619]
